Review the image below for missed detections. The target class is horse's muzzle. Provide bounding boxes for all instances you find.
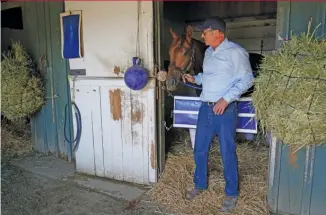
[166,67,181,91]
[166,75,178,91]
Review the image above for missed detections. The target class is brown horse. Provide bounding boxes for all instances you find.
[166,25,208,96]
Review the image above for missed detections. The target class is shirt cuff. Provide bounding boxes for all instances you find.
[223,95,233,104]
[194,75,202,85]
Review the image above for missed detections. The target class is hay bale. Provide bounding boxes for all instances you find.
[1,41,45,121]
[251,24,326,146]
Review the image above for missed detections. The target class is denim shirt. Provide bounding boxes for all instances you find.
[194,38,254,103]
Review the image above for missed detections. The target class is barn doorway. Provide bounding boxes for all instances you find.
[152,1,277,213]
[156,1,277,172]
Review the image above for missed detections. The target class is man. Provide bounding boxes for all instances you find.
[183,17,254,212]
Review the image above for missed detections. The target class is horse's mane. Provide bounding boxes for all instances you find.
[188,37,207,78]
[192,38,208,49]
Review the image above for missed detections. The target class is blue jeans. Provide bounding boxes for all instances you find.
[193,101,239,197]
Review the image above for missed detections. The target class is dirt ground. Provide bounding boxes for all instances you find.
[1,120,169,215]
[1,119,268,215]
[1,160,164,215]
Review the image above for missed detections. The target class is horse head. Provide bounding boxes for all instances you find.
[166,25,196,92]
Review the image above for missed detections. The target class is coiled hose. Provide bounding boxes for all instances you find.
[64,102,82,152]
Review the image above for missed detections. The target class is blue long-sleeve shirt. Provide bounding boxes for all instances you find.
[194,38,254,103]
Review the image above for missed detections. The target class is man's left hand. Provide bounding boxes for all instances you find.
[213,98,229,115]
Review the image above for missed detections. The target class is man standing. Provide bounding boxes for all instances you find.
[183,17,254,212]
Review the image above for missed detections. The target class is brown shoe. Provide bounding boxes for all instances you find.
[185,188,203,201]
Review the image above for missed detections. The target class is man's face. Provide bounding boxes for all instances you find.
[201,28,223,46]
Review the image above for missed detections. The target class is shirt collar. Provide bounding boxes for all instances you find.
[208,38,229,53]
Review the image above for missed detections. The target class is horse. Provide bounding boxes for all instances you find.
[164,25,208,149]
[164,25,264,148]
[166,26,208,95]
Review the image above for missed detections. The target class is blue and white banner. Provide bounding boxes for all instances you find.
[173,96,258,134]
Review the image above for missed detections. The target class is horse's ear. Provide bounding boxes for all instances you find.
[186,25,193,43]
[170,28,178,39]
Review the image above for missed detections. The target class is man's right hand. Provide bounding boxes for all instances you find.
[182,74,195,83]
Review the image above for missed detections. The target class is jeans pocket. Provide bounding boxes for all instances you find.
[224,102,238,114]
[197,104,212,127]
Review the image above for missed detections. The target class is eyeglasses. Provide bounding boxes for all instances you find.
[202,29,215,36]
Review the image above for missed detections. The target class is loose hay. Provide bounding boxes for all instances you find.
[147,139,269,215]
[1,41,45,121]
[251,23,326,146]
[1,119,33,158]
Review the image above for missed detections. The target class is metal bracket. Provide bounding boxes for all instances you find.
[45,95,59,99]
[163,121,173,131]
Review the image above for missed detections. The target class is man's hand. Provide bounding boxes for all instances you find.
[213,98,229,115]
[182,74,195,83]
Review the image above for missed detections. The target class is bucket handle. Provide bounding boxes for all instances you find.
[132,57,141,66]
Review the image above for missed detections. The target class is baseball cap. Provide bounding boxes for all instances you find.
[195,17,226,33]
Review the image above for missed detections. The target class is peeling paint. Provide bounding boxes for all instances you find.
[113,66,121,76]
[131,99,143,123]
[109,89,122,121]
[131,110,142,123]
[150,142,155,169]
[288,146,298,168]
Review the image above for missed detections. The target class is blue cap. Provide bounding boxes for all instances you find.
[196,17,226,33]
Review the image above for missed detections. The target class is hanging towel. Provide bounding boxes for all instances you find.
[60,11,82,59]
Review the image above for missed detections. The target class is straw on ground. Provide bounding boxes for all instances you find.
[1,118,33,158]
[147,129,269,215]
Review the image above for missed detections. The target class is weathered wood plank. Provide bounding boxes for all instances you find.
[102,86,124,180]
[73,85,97,175]
[226,25,276,39]
[233,37,276,52]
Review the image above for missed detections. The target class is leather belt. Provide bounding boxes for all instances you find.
[202,101,216,106]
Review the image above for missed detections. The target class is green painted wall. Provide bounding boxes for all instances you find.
[268,2,326,215]
[276,1,326,46]
[1,2,73,160]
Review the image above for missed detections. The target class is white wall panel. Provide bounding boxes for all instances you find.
[65,1,156,185]
[71,78,157,185]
